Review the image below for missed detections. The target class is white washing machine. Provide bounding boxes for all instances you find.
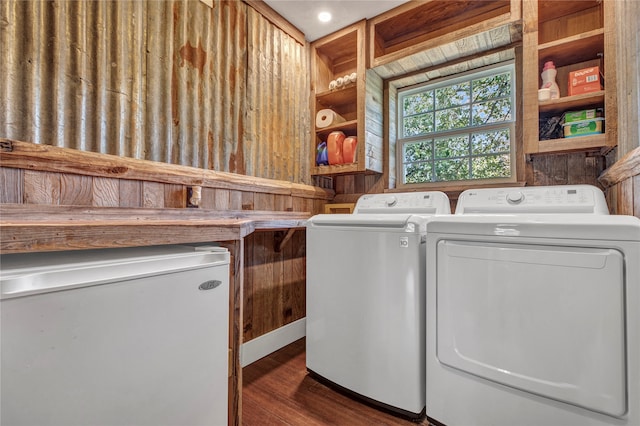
[425,185,640,425]
[306,191,451,419]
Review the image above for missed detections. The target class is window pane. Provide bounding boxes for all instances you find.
[404,162,433,184]
[472,154,511,179]
[472,98,512,125]
[472,72,511,102]
[434,158,469,181]
[434,135,469,158]
[435,82,470,109]
[436,106,470,131]
[471,129,510,155]
[404,140,433,162]
[397,63,515,185]
[403,92,434,115]
[403,113,434,137]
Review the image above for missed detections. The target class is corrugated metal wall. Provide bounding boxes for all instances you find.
[0,0,311,184]
[245,7,310,184]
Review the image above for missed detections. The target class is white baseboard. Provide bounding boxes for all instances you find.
[241,318,306,367]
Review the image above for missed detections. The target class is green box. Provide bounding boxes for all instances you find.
[563,109,599,123]
[562,118,604,138]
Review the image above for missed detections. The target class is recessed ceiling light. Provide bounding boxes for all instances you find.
[318,11,332,23]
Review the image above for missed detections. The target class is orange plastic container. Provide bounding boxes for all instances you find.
[342,136,357,163]
[327,131,345,165]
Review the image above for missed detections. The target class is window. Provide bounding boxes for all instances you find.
[397,62,516,186]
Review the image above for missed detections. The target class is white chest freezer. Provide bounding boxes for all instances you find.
[1,245,230,426]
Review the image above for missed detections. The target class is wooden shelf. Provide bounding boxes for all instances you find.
[538,0,601,27]
[316,85,357,108]
[523,0,615,156]
[368,0,514,67]
[311,20,383,177]
[315,120,358,140]
[538,29,604,68]
[311,163,360,176]
[538,91,604,114]
[537,134,607,154]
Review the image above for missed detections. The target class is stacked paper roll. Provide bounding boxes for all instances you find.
[328,73,357,90]
[316,109,346,129]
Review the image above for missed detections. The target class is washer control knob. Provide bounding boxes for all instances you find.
[506,191,524,204]
[386,196,398,207]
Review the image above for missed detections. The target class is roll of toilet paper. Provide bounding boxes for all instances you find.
[329,80,337,90]
[335,77,344,88]
[316,109,346,129]
[349,72,357,83]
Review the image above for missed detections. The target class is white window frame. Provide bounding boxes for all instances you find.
[395,61,517,189]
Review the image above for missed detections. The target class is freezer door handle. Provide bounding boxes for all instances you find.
[199,280,223,291]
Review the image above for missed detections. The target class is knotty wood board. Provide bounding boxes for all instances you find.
[0,204,310,254]
[0,139,333,200]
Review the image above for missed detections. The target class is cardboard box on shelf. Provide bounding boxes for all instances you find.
[563,109,603,123]
[562,117,604,138]
[568,66,603,96]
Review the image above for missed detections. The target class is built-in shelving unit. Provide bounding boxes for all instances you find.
[367,0,520,69]
[311,21,383,176]
[523,0,617,155]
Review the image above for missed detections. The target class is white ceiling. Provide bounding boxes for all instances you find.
[263,0,409,42]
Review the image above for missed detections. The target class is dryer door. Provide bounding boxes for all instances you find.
[435,240,626,417]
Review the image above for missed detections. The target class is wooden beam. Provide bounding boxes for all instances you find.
[0,139,334,200]
[599,146,640,188]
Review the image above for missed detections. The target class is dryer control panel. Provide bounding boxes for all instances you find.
[354,191,451,215]
[455,185,609,215]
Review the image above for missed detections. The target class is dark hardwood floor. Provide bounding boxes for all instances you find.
[242,338,429,425]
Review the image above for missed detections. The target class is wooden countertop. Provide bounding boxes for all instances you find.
[0,204,309,253]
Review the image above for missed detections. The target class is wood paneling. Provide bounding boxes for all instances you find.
[92,178,120,207]
[0,168,22,203]
[24,171,60,205]
[60,174,93,205]
[599,146,640,216]
[242,229,306,342]
[334,152,607,212]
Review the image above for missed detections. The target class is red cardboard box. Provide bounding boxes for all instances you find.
[568,66,603,96]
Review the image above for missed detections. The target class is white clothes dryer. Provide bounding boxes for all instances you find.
[306,191,451,419]
[425,185,640,426]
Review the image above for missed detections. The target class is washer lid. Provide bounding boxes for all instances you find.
[426,214,640,241]
[307,213,428,230]
[354,191,451,215]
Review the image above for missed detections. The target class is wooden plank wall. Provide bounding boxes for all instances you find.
[332,152,609,211]
[0,141,333,343]
[599,146,640,217]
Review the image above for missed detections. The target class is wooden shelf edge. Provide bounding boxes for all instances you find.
[538,91,605,113]
[538,28,604,52]
[311,163,361,176]
[371,14,517,69]
[532,134,609,154]
[316,83,357,98]
[315,120,358,135]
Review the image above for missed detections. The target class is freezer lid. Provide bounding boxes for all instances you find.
[425,214,640,241]
[0,245,229,299]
